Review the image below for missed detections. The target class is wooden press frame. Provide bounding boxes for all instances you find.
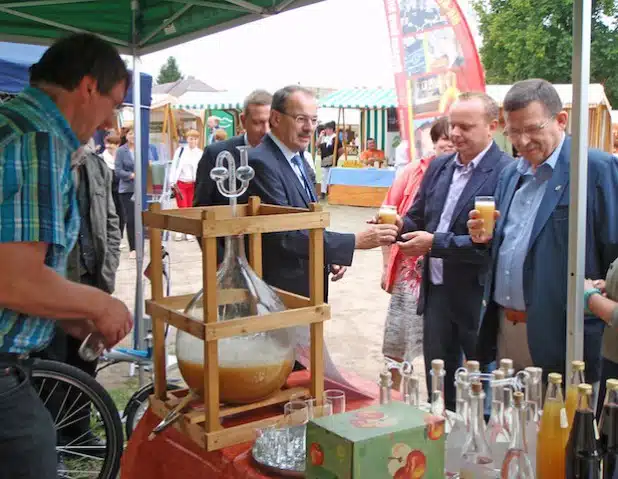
[143,196,329,451]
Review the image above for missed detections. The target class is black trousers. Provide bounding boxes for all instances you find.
[423,283,480,412]
[112,173,125,238]
[0,358,57,479]
[119,192,136,251]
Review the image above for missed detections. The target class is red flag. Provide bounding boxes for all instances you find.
[383,0,485,163]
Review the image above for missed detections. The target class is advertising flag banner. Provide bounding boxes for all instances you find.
[383,0,485,162]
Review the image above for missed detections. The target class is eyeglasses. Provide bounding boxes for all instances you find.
[278,111,318,127]
[503,117,554,139]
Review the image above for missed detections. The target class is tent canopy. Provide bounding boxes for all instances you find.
[320,84,613,110]
[0,0,325,55]
[0,41,152,106]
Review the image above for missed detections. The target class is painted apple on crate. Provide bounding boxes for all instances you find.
[388,444,427,479]
[309,442,324,466]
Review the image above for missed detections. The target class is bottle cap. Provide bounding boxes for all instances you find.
[572,360,585,371]
[513,391,524,406]
[431,359,444,371]
[500,358,513,370]
[471,381,483,394]
[492,369,505,379]
[606,379,618,391]
[466,360,480,372]
[548,372,563,384]
[578,383,593,395]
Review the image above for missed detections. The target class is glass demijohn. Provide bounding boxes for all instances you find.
[175,146,295,404]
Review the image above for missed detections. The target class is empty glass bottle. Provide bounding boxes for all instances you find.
[523,366,543,475]
[446,370,470,475]
[501,391,534,478]
[460,381,495,478]
[430,359,447,420]
[379,369,393,405]
[487,369,511,466]
[500,359,515,435]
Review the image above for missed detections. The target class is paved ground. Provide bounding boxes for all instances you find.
[100,203,426,396]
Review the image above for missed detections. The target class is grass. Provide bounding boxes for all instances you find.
[107,377,141,415]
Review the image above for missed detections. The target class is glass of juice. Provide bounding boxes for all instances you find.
[378,205,398,225]
[474,196,496,237]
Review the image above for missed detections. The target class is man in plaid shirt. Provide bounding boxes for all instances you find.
[0,34,133,479]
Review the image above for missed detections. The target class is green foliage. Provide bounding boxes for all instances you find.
[156,56,184,85]
[474,0,618,106]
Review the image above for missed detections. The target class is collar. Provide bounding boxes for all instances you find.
[454,141,492,170]
[516,133,566,177]
[268,132,298,162]
[22,87,80,150]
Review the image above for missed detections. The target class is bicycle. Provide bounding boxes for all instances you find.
[31,359,124,479]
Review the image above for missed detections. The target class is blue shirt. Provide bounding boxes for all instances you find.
[0,87,81,354]
[429,143,491,284]
[494,135,566,310]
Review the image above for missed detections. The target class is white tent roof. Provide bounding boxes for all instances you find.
[174,91,250,110]
[611,110,618,125]
[487,84,612,110]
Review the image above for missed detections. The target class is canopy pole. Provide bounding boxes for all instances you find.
[131,0,146,387]
[566,0,591,382]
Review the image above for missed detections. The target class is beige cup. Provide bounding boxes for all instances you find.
[378,205,398,225]
[475,196,496,236]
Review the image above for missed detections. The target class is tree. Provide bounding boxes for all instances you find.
[474,0,618,106]
[156,56,184,84]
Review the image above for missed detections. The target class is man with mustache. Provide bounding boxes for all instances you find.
[469,79,618,393]
[397,92,512,409]
[247,85,399,301]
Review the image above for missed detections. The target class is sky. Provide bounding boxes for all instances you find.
[138,0,480,92]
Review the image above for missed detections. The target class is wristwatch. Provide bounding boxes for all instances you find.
[584,288,601,315]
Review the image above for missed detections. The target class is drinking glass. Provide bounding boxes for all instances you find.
[474,195,496,236]
[323,389,346,414]
[284,400,309,457]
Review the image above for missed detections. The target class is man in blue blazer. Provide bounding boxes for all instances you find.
[248,85,399,301]
[469,79,618,388]
[398,92,512,409]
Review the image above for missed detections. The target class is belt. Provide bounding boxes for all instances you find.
[504,308,527,324]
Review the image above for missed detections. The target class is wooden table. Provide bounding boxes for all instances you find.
[121,371,379,478]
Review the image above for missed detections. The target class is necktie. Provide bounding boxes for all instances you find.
[291,154,317,202]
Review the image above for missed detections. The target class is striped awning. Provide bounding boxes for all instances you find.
[319,88,397,109]
[172,91,245,111]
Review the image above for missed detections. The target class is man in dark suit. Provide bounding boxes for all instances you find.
[469,79,618,397]
[398,92,512,409]
[247,85,399,300]
[193,90,272,260]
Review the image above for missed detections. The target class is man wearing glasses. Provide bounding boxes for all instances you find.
[248,85,400,302]
[469,79,618,393]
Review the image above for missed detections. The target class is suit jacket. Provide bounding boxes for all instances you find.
[67,153,121,294]
[402,141,513,328]
[248,134,355,299]
[478,137,618,382]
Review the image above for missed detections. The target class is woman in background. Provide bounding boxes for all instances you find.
[114,127,138,258]
[102,134,125,248]
[169,129,203,240]
[380,117,454,386]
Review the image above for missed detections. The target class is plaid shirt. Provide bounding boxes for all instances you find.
[0,87,80,354]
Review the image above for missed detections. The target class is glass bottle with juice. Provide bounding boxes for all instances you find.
[598,379,618,479]
[537,372,569,479]
[566,360,586,431]
[565,383,601,479]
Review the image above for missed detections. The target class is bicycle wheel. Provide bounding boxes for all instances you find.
[31,359,124,479]
[124,382,181,439]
